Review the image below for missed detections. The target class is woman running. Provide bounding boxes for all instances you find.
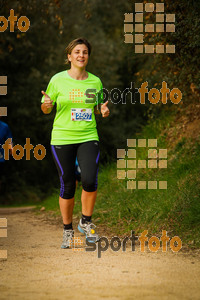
[41,37,109,248]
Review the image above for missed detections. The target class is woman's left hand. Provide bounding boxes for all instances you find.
[101,101,110,118]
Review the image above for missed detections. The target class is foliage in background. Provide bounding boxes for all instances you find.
[0,0,199,204]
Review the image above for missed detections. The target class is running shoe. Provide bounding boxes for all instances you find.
[61,229,74,249]
[78,219,100,243]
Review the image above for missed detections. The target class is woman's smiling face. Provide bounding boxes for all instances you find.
[68,44,89,69]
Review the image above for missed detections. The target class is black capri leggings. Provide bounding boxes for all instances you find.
[51,140,100,199]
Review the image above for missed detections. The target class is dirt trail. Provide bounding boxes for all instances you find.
[0,210,199,300]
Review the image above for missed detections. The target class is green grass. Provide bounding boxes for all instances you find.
[37,135,200,248]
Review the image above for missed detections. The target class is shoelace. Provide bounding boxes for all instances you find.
[83,222,97,234]
[63,230,74,239]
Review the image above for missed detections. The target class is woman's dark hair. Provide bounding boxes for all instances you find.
[65,37,92,65]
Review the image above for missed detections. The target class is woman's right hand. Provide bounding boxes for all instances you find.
[41,91,54,114]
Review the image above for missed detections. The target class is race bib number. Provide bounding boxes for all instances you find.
[71,108,92,121]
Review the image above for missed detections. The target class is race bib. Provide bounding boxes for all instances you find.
[71,108,92,121]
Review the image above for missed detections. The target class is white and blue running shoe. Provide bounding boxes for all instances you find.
[61,229,74,249]
[78,219,100,243]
